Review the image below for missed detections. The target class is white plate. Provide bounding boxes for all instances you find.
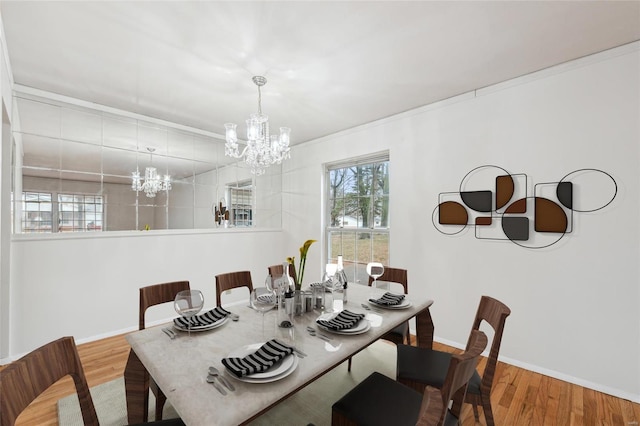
[369,299,412,310]
[316,313,371,335]
[234,356,298,383]
[226,343,297,383]
[173,316,228,332]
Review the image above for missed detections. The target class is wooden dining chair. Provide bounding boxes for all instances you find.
[347,266,410,371]
[0,336,99,426]
[215,270,254,306]
[332,330,488,426]
[415,386,445,426]
[267,263,298,285]
[0,336,185,426]
[139,280,190,421]
[396,295,511,426]
[368,266,410,345]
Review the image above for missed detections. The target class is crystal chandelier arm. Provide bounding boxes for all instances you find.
[224,76,290,174]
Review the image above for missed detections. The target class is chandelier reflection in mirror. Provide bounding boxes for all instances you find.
[131,147,172,198]
[225,76,291,176]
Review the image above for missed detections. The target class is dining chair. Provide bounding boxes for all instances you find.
[368,266,410,345]
[215,270,254,307]
[267,263,298,285]
[396,295,511,426]
[347,266,409,372]
[332,330,488,426]
[0,336,185,426]
[139,280,190,421]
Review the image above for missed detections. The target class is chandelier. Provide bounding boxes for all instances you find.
[131,147,171,198]
[224,76,291,176]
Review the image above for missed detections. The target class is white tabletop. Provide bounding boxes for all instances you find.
[126,283,434,426]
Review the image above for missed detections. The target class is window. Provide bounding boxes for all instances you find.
[326,155,389,284]
[21,191,104,233]
[228,181,253,227]
[22,192,53,233]
[58,194,104,232]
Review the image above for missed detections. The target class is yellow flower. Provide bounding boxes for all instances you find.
[289,239,316,290]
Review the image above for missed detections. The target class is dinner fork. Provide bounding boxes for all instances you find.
[361,303,383,313]
[306,326,332,341]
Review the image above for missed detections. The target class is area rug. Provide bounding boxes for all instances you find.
[58,340,396,426]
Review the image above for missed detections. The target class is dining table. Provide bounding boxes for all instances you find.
[124,283,434,426]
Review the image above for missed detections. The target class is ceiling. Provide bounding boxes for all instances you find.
[2,1,640,146]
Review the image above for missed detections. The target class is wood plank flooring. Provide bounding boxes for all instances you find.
[4,334,639,425]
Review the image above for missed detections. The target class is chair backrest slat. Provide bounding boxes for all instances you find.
[139,280,191,330]
[367,266,408,294]
[418,330,488,425]
[0,336,99,426]
[215,271,254,306]
[267,263,298,285]
[467,295,511,391]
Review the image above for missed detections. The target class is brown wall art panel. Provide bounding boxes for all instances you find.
[432,166,617,249]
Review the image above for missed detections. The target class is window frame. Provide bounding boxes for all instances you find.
[227,179,254,227]
[20,191,105,233]
[324,153,390,284]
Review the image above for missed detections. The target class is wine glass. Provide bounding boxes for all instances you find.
[323,264,338,312]
[174,289,204,338]
[265,274,275,291]
[251,287,276,339]
[367,262,385,291]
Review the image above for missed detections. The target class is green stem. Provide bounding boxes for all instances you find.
[298,257,306,289]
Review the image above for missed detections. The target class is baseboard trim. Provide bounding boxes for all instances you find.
[431,335,640,404]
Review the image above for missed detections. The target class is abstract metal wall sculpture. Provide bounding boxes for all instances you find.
[433,165,617,249]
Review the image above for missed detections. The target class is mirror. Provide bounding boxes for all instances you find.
[11,92,282,233]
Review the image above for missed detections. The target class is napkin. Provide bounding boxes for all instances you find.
[222,339,294,378]
[369,292,405,306]
[173,306,231,328]
[257,294,276,304]
[316,310,365,331]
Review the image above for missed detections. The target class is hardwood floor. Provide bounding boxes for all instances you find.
[4,333,640,425]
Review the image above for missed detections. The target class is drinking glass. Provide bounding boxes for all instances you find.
[174,289,204,337]
[323,263,338,312]
[265,274,274,291]
[324,263,338,282]
[250,287,276,339]
[367,262,385,290]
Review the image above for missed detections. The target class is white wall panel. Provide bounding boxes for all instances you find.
[9,229,283,358]
[284,45,640,400]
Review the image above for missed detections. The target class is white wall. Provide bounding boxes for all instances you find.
[9,228,284,358]
[283,43,640,401]
[0,9,14,361]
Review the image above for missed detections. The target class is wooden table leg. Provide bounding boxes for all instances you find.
[415,307,434,349]
[124,349,150,424]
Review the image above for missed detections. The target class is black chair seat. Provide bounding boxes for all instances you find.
[333,372,423,425]
[466,370,482,395]
[332,372,459,426]
[396,345,452,387]
[397,345,483,398]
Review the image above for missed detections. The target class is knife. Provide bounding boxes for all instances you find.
[217,375,236,392]
[161,328,176,339]
[207,375,227,395]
